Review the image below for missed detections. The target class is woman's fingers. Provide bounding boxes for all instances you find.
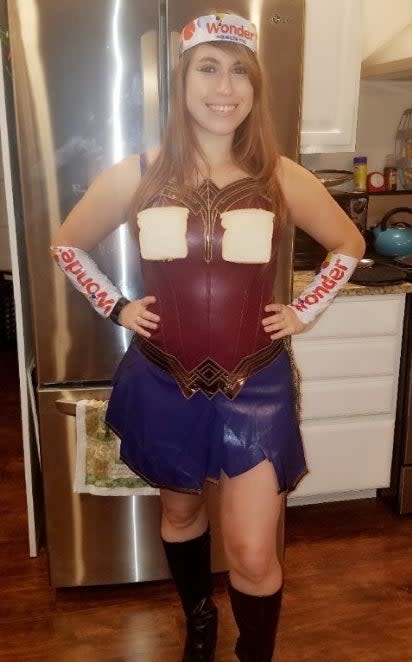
[143,311,160,322]
[262,311,286,329]
[135,314,158,329]
[136,324,152,338]
[263,321,284,332]
[264,303,284,315]
[262,303,306,338]
[131,323,151,338]
[269,328,290,340]
[140,296,160,322]
[118,296,160,337]
[127,318,153,337]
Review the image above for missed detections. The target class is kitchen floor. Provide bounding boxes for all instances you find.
[1,349,412,662]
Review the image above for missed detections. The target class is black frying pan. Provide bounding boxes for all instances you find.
[394,254,412,268]
[350,257,408,285]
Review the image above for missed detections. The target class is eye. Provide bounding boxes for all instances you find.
[232,66,248,76]
[198,65,216,73]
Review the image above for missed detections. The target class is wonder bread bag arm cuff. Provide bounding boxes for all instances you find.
[50,245,129,319]
[288,252,359,325]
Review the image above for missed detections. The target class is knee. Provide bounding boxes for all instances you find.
[161,500,206,531]
[226,543,282,585]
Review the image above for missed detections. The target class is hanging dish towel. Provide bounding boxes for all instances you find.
[74,399,159,496]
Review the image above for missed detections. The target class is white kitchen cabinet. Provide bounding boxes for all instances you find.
[300,0,361,153]
[289,294,406,502]
[292,418,395,497]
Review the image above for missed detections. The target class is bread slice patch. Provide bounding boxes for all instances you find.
[220,209,275,263]
[137,206,189,260]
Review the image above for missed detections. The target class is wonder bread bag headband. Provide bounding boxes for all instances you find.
[179,13,258,56]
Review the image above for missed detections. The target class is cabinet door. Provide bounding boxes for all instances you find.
[300,0,361,153]
[300,376,396,421]
[293,417,395,497]
[293,338,399,381]
[292,295,405,340]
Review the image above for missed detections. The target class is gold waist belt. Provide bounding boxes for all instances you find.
[133,335,285,400]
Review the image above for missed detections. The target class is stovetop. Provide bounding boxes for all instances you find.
[294,250,412,284]
[366,251,412,283]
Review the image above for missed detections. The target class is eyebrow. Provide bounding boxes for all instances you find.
[196,56,243,66]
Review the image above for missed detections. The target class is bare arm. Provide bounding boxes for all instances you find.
[52,153,141,249]
[51,152,160,335]
[277,156,365,258]
[262,157,366,338]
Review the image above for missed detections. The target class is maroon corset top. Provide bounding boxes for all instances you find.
[135,177,285,399]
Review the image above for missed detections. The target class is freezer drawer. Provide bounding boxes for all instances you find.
[38,386,228,587]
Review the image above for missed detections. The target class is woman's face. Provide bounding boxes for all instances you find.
[185,44,254,139]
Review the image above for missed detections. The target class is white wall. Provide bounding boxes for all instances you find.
[361,0,412,59]
[301,79,412,175]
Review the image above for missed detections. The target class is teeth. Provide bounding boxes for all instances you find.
[208,104,236,112]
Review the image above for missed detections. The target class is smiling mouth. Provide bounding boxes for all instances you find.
[206,103,238,114]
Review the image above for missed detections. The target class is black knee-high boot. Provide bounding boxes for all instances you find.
[161,524,218,661]
[227,582,283,662]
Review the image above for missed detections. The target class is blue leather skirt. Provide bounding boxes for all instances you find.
[105,341,308,495]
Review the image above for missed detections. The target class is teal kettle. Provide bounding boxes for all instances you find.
[372,207,412,257]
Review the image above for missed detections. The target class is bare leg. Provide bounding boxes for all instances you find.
[220,459,284,595]
[221,459,284,660]
[159,487,209,541]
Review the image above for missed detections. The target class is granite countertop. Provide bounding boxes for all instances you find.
[293,271,412,298]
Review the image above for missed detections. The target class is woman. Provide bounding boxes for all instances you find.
[51,11,365,662]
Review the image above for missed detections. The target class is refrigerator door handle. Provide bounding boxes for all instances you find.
[55,400,77,417]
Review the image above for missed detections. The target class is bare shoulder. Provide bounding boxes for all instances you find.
[276,155,329,209]
[276,155,318,190]
[108,146,160,182]
[109,153,140,188]
[89,153,139,193]
[88,153,141,206]
[87,147,161,203]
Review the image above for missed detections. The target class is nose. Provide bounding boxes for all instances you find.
[215,70,234,95]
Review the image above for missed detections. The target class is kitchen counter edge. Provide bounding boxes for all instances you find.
[293,271,412,298]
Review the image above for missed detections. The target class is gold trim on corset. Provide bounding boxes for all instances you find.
[158,177,271,263]
[133,335,285,400]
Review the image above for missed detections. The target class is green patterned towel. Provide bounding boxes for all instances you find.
[74,400,159,496]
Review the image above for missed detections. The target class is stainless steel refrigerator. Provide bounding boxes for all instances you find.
[8,0,304,587]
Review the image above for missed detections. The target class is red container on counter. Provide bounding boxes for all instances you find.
[367,171,385,192]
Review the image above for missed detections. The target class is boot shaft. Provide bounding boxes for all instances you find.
[161,525,214,615]
[161,525,218,661]
[228,582,283,662]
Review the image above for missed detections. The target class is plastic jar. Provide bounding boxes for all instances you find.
[353,156,367,191]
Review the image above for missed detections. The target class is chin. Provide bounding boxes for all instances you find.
[196,116,246,137]
[205,126,238,137]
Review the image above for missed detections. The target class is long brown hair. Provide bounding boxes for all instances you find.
[128,36,286,232]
